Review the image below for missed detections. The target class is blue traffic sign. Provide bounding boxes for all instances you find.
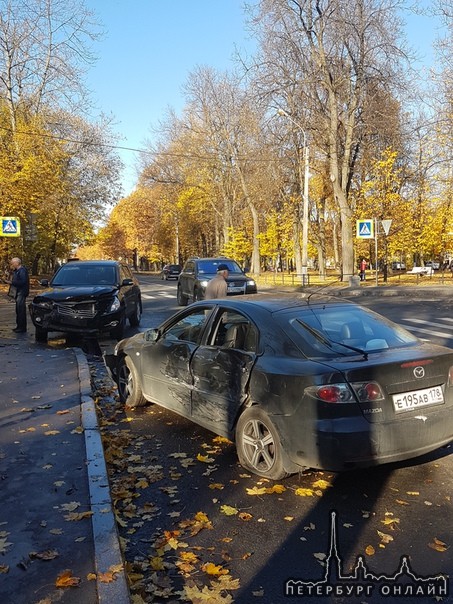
[1,216,21,237]
[356,219,374,239]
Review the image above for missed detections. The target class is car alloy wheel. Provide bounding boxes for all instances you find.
[236,407,288,480]
[129,301,142,327]
[117,357,147,407]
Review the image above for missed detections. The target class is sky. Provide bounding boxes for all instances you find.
[84,1,442,198]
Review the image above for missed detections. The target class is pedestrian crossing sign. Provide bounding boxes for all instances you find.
[356,219,374,239]
[1,216,21,237]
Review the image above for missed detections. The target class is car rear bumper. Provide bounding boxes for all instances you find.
[276,412,453,472]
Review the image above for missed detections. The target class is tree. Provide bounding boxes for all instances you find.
[248,0,411,280]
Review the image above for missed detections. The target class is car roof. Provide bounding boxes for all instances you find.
[195,293,355,313]
[59,260,121,267]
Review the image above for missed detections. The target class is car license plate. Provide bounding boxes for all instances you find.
[228,286,244,293]
[392,386,444,413]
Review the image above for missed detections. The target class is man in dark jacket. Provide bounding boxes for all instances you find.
[10,257,30,333]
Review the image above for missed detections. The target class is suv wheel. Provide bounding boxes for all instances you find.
[177,284,188,306]
[129,300,142,327]
[110,316,125,341]
[193,287,204,302]
[35,326,48,343]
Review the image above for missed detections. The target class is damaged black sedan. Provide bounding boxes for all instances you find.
[104,294,453,479]
[29,260,142,342]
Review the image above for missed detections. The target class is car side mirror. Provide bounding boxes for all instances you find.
[121,278,134,286]
[145,328,159,342]
[39,279,49,287]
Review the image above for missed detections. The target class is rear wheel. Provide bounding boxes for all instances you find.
[177,285,188,306]
[236,407,289,480]
[117,356,147,407]
[35,326,48,343]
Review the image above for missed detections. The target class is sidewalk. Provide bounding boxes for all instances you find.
[0,296,129,604]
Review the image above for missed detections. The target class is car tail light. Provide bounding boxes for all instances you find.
[307,384,355,403]
[307,381,384,404]
[350,381,385,402]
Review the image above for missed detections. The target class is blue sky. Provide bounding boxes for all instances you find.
[85,1,441,198]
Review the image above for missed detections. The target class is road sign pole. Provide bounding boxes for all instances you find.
[375,218,378,286]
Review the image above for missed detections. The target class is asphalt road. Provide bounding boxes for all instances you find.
[93,276,453,604]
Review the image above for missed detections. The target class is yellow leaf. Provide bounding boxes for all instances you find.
[365,545,375,556]
[98,571,115,583]
[87,572,97,580]
[44,430,60,436]
[381,517,400,529]
[246,486,267,496]
[267,484,287,494]
[220,505,238,516]
[239,512,253,521]
[428,538,448,552]
[395,499,410,505]
[150,556,165,570]
[212,436,231,444]
[55,569,81,587]
[284,516,294,522]
[295,488,314,497]
[406,491,419,496]
[197,453,214,463]
[209,483,224,490]
[312,479,332,489]
[377,530,394,544]
[202,562,229,576]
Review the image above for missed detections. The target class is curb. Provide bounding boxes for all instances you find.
[74,348,130,604]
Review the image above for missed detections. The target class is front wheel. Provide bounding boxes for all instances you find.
[177,285,188,306]
[117,356,147,407]
[110,316,125,341]
[35,326,48,343]
[129,300,142,327]
[235,407,289,480]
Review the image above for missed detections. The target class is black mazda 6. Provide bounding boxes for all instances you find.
[104,294,453,479]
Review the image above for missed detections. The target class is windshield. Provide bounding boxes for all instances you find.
[52,265,117,286]
[275,305,419,359]
[197,260,244,274]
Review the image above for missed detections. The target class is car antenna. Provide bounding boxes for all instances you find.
[306,277,343,304]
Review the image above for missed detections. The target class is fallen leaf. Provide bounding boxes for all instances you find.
[55,569,81,587]
[30,549,59,560]
[220,505,238,516]
[295,488,314,497]
[284,516,294,522]
[98,571,115,583]
[377,530,394,544]
[202,562,229,576]
[197,453,215,463]
[60,501,81,512]
[0,536,13,554]
[428,538,448,552]
[246,486,267,496]
[381,517,400,529]
[312,479,332,490]
[365,545,375,556]
[44,430,60,436]
[0,565,9,573]
[64,511,94,521]
[238,512,253,521]
[406,491,419,496]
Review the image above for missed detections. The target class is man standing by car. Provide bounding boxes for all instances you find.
[10,257,30,333]
[205,264,229,299]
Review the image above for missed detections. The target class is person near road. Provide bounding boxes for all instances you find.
[205,264,229,299]
[10,257,30,333]
[359,258,367,281]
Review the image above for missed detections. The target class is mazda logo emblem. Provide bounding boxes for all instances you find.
[414,366,425,379]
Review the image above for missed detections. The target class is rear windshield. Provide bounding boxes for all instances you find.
[52,264,117,286]
[274,305,419,358]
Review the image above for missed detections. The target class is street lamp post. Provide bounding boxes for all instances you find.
[278,109,310,283]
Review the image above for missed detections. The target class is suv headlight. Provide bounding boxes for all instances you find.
[247,279,256,286]
[34,300,53,310]
[199,279,209,288]
[108,296,121,312]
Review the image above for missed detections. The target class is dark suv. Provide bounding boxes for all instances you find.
[177,257,257,305]
[29,260,142,342]
[160,264,181,280]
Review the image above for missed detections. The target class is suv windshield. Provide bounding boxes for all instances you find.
[52,265,117,286]
[197,260,243,274]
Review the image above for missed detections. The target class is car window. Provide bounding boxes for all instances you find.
[276,305,418,358]
[162,309,209,344]
[197,260,243,274]
[210,309,258,352]
[52,265,117,286]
